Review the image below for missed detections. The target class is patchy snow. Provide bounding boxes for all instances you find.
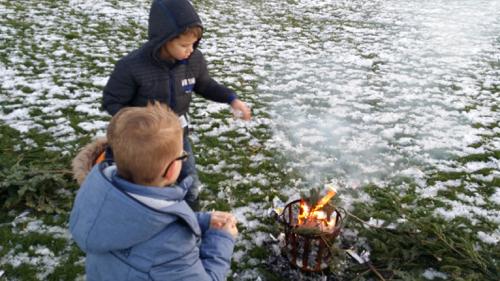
[1,0,499,279]
[477,230,500,245]
[422,268,448,280]
[491,189,500,205]
[417,180,461,198]
[1,214,75,279]
[434,199,500,224]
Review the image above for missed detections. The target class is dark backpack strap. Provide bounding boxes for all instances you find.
[104,145,115,165]
[93,145,115,166]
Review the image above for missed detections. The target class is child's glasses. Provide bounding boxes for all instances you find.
[162,151,189,178]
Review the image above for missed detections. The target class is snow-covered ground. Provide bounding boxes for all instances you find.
[1,0,499,279]
[252,0,500,233]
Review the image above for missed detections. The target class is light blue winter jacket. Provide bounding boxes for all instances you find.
[69,164,235,281]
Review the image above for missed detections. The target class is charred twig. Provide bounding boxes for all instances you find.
[366,262,386,281]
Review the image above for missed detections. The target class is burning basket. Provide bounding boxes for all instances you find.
[278,189,344,272]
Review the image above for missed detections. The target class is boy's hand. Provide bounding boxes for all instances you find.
[221,219,238,239]
[210,211,226,228]
[210,211,235,228]
[230,99,251,121]
[210,211,238,239]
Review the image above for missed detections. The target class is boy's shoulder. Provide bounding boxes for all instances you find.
[184,49,206,70]
[116,45,153,68]
[189,49,205,62]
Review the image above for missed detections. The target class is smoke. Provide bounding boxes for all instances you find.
[262,0,500,193]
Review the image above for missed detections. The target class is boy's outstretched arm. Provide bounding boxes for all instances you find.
[191,51,252,120]
[102,59,136,116]
[230,98,252,120]
[191,51,233,103]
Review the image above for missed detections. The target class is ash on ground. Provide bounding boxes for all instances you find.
[261,232,358,281]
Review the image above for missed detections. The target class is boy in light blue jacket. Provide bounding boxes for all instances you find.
[69,102,237,281]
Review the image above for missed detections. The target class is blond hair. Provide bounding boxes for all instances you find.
[107,102,182,185]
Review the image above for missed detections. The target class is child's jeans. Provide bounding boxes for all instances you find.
[179,129,201,209]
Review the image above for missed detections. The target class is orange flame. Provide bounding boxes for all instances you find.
[310,186,337,213]
[298,199,309,225]
[297,185,338,229]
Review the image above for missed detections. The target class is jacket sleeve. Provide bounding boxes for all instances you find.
[102,59,137,116]
[193,51,238,104]
[150,229,235,281]
[196,212,211,234]
[199,229,235,281]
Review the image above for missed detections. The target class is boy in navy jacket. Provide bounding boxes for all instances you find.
[102,0,251,209]
[70,102,238,281]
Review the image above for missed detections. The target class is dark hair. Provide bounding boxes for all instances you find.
[178,25,202,40]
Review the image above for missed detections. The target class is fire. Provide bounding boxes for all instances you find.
[311,186,337,213]
[297,185,338,232]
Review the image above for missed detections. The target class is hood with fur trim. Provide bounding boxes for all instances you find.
[72,137,107,185]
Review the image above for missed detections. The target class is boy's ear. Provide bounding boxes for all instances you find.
[163,161,178,181]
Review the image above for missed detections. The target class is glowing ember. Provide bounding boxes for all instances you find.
[297,185,338,232]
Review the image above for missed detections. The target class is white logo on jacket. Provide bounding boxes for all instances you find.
[181,78,196,94]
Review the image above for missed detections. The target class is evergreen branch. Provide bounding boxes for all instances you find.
[320,234,386,281]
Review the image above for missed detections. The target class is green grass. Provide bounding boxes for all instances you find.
[1,0,499,280]
[0,214,84,280]
[347,184,500,280]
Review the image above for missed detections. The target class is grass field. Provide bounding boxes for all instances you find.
[1,0,499,280]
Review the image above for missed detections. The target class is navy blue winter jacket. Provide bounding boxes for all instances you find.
[69,164,235,281]
[102,0,236,116]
